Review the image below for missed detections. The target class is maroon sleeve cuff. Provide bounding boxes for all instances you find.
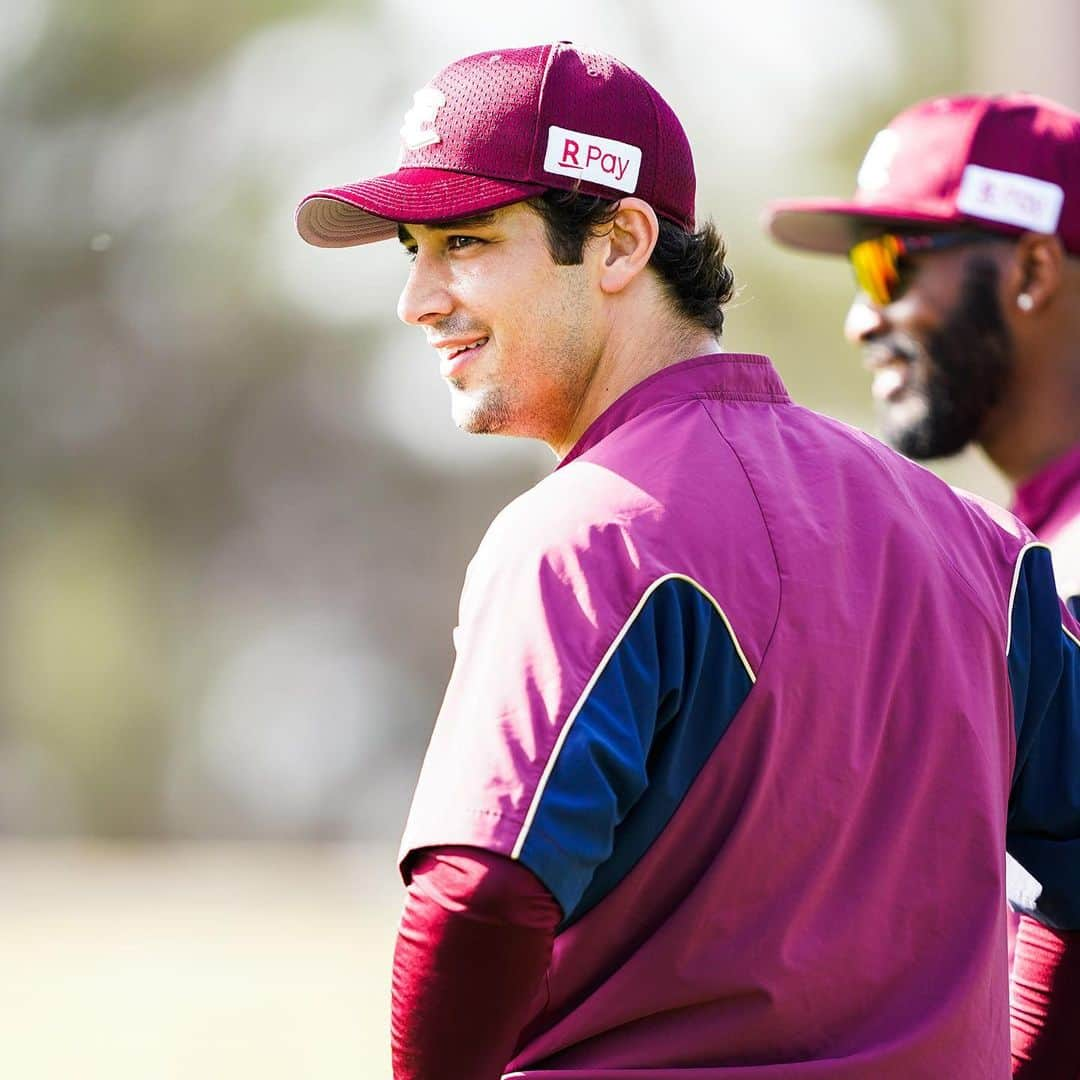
[1011,913,1080,1077]
[391,846,562,1080]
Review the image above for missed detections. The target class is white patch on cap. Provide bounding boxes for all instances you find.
[400,87,445,150]
[543,126,642,193]
[857,128,900,192]
[956,164,1064,234]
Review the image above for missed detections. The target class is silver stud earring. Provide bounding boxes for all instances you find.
[1017,293,1034,312]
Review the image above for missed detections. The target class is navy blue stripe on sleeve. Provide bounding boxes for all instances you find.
[514,575,754,927]
[1006,543,1080,930]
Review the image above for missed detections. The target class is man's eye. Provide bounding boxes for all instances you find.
[447,235,481,251]
[894,257,918,296]
[401,246,418,261]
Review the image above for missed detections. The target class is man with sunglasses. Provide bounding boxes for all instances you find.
[767,93,1080,1077]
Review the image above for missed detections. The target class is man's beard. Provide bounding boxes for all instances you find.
[451,383,514,434]
[878,258,1015,461]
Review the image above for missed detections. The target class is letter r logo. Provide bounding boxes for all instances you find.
[560,139,581,167]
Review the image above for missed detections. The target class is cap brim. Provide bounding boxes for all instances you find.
[296,167,547,248]
[764,197,962,255]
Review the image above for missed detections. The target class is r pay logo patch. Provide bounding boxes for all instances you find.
[543,126,642,193]
[956,165,1064,234]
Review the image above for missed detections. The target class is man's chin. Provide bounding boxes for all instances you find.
[879,408,970,462]
[878,396,932,458]
[449,390,511,436]
[455,415,503,435]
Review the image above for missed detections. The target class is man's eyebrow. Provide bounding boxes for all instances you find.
[429,211,498,229]
[397,211,499,245]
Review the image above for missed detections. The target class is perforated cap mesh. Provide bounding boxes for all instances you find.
[296,42,697,248]
[766,93,1080,256]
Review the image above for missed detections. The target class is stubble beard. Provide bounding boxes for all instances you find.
[450,381,514,435]
[878,258,1015,461]
[449,279,597,443]
[450,356,593,440]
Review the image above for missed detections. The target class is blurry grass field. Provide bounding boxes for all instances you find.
[0,842,401,1079]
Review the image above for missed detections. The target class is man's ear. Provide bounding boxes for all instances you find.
[1008,232,1065,314]
[598,198,660,295]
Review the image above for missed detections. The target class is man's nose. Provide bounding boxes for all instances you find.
[397,257,454,326]
[844,297,887,344]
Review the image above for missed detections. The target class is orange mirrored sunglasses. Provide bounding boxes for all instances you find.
[848,231,998,306]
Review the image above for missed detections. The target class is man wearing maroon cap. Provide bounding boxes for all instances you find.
[766,93,1080,1077]
[299,49,1080,1079]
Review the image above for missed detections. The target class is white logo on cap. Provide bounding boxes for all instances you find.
[543,126,642,193]
[956,164,1064,234]
[857,129,900,192]
[400,87,445,150]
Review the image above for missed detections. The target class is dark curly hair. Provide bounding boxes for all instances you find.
[526,189,735,336]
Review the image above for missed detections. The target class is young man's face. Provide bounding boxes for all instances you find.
[396,201,603,447]
[843,239,1016,460]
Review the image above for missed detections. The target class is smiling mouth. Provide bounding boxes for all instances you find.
[871,362,910,403]
[863,343,917,405]
[441,337,489,377]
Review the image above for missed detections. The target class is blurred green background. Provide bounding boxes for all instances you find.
[2,0,1077,1075]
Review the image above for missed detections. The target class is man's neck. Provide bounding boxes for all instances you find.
[981,347,1080,486]
[549,322,720,460]
[985,430,1080,488]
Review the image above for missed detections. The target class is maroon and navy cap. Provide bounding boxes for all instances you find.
[765,93,1080,256]
[295,42,696,248]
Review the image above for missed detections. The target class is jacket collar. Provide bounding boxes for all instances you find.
[559,353,789,469]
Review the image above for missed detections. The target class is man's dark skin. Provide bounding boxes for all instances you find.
[844,230,1080,484]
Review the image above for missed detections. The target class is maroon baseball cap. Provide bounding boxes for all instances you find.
[295,42,696,248]
[765,93,1080,256]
